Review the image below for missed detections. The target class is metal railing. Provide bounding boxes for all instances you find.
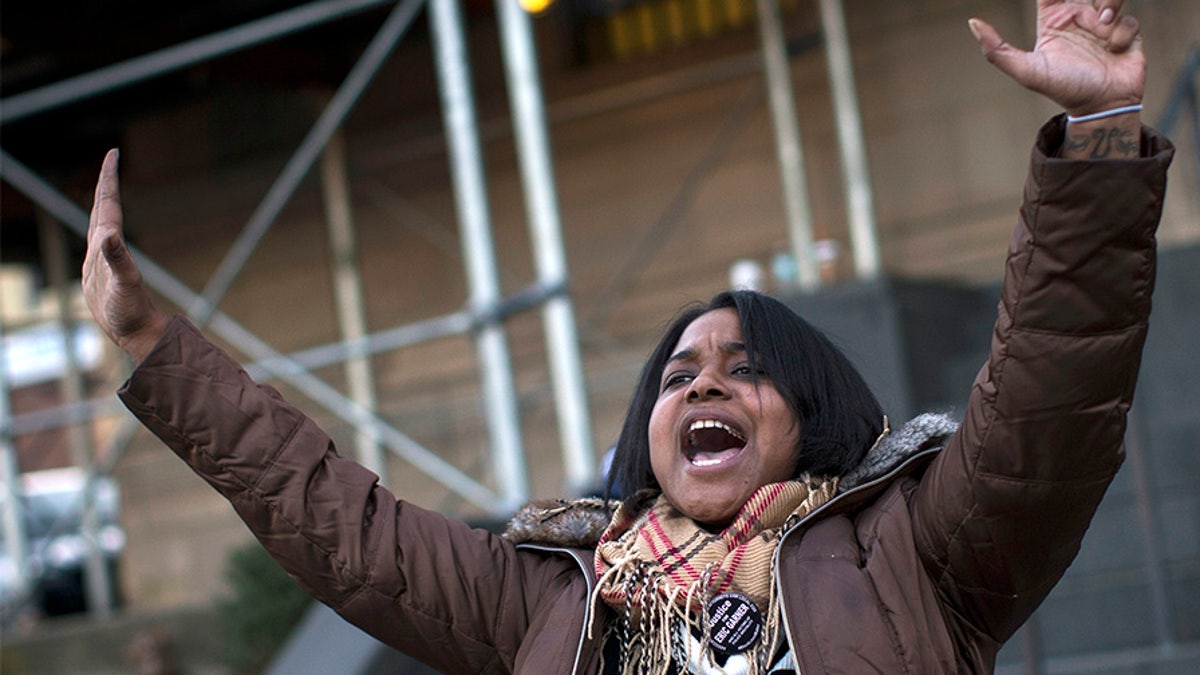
[0,0,594,618]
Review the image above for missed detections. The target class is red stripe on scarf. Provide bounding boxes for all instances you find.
[727,482,787,548]
[645,510,703,586]
[716,483,787,591]
[717,543,748,594]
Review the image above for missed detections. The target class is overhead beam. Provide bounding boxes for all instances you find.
[0,0,395,125]
[189,0,426,326]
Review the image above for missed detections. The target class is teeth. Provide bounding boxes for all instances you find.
[687,419,745,442]
[692,457,724,467]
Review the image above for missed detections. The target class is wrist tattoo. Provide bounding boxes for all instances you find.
[1065,127,1139,159]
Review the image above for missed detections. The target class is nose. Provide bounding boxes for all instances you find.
[686,368,729,402]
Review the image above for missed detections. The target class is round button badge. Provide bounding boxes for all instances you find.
[706,592,763,655]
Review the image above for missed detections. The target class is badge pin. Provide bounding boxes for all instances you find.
[705,592,763,655]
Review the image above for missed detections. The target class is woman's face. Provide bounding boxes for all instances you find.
[648,308,800,528]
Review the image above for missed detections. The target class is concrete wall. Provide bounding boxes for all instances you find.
[994,243,1200,672]
[0,605,228,675]
[781,245,1200,672]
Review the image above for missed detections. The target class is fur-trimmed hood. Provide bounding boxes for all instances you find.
[504,412,958,548]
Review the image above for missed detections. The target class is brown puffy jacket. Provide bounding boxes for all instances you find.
[119,117,1173,674]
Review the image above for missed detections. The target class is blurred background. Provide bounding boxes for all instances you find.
[1,0,1197,672]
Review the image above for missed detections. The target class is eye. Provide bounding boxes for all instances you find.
[732,362,763,378]
[661,371,694,390]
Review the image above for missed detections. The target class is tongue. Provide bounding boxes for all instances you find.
[691,447,740,463]
[687,427,745,465]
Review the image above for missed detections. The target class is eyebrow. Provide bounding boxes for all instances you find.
[665,341,747,365]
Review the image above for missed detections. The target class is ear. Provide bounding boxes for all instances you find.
[790,434,809,477]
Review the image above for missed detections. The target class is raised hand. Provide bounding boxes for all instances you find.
[82,150,169,364]
[970,1,1144,159]
[969,0,1144,117]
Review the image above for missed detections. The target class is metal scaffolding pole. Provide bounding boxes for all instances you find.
[817,0,881,280]
[37,211,115,617]
[1126,413,1177,649]
[4,398,125,439]
[756,0,819,290]
[0,0,578,516]
[3,0,426,519]
[0,0,394,125]
[321,130,386,478]
[188,0,426,326]
[0,149,504,514]
[5,279,559,437]
[428,0,529,509]
[1156,47,1200,201]
[1017,615,1045,675]
[30,0,424,516]
[0,316,32,612]
[494,0,595,493]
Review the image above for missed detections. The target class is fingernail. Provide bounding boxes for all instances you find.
[1100,8,1115,24]
[967,18,981,41]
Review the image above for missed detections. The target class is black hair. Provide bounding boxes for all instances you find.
[604,290,884,500]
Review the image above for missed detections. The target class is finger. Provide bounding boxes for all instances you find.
[1073,8,1107,40]
[1096,0,1126,26]
[84,151,116,281]
[101,232,141,286]
[968,18,1037,85]
[1108,14,1140,53]
[89,149,122,247]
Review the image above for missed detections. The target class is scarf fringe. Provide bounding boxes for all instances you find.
[592,477,837,674]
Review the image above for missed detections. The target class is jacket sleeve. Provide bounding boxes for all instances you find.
[118,317,567,673]
[910,115,1174,643]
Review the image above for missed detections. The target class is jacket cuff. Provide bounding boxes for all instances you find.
[1033,113,1175,163]
[119,314,205,399]
[1004,116,1175,334]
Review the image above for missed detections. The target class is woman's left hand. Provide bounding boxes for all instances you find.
[969,0,1144,116]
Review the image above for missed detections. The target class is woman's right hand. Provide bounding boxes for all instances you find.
[82,149,169,364]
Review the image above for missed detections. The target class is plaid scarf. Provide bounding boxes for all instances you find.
[592,476,838,674]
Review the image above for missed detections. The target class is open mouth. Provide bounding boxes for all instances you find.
[684,419,747,467]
